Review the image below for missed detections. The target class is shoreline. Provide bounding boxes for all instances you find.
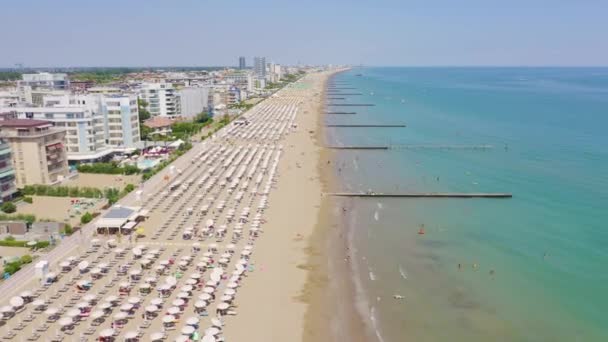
[301,69,371,342]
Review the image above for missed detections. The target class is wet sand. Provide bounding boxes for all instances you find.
[300,70,371,342]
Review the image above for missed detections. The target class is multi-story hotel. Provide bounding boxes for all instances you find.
[11,93,141,161]
[0,140,17,202]
[0,119,69,187]
[137,83,178,117]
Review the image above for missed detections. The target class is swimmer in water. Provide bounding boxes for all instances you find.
[473,263,479,270]
[489,269,495,277]
[458,263,462,271]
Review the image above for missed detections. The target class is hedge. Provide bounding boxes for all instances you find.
[0,240,49,248]
[0,213,36,224]
[77,162,140,175]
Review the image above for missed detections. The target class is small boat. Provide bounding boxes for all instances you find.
[355,73,363,77]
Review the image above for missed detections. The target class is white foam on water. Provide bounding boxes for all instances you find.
[352,158,359,170]
[399,265,408,280]
[369,271,376,281]
[370,306,386,342]
[377,202,383,209]
[374,210,380,221]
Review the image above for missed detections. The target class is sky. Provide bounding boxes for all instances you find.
[1,0,607,67]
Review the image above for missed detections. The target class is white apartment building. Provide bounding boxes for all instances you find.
[177,87,210,118]
[10,93,140,161]
[138,83,178,117]
[21,73,69,90]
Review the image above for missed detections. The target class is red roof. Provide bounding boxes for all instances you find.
[143,116,175,129]
[0,119,52,128]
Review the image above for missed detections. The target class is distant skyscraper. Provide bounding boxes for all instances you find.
[253,57,266,78]
[239,56,246,70]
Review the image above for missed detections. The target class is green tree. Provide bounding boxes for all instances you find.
[138,99,151,122]
[80,212,93,224]
[1,202,16,213]
[20,255,33,264]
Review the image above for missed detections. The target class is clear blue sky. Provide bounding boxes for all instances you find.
[1,0,607,67]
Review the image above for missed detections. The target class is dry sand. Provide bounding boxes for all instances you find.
[16,196,105,226]
[224,72,328,341]
[62,173,141,189]
[224,70,367,342]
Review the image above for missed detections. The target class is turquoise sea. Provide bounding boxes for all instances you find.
[325,68,608,341]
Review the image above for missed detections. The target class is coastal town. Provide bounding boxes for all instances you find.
[0,57,338,341]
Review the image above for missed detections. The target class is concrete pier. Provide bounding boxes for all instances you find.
[328,103,375,107]
[325,124,406,127]
[327,192,512,198]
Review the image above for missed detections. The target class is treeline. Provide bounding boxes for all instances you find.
[77,162,140,175]
[0,71,21,81]
[22,184,135,204]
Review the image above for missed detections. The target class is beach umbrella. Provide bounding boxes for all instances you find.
[167,306,180,315]
[198,293,212,302]
[124,331,138,339]
[217,303,229,311]
[181,285,193,292]
[226,244,236,250]
[113,312,127,320]
[139,283,151,289]
[83,294,97,302]
[128,296,141,304]
[66,308,80,317]
[91,268,101,275]
[129,269,142,276]
[150,298,163,306]
[58,317,73,326]
[203,287,215,294]
[9,297,24,308]
[181,325,195,335]
[44,307,58,316]
[132,248,142,256]
[91,310,104,319]
[210,273,221,283]
[162,315,175,323]
[220,295,232,303]
[99,328,115,338]
[177,292,189,299]
[78,260,89,270]
[31,299,45,307]
[76,302,89,309]
[185,278,197,285]
[0,306,14,314]
[194,300,207,308]
[186,316,199,326]
[145,305,158,313]
[172,299,185,307]
[205,280,218,287]
[120,303,134,312]
[150,332,165,341]
[211,317,222,328]
[99,302,112,310]
[98,262,109,269]
[165,276,178,286]
[226,282,238,289]
[19,290,33,298]
[145,276,157,283]
[205,327,220,336]
[202,335,216,342]
[175,336,189,342]
[224,289,236,296]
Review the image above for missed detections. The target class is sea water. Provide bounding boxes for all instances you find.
[325,68,608,341]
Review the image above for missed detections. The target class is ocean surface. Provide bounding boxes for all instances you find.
[324,67,608,342]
